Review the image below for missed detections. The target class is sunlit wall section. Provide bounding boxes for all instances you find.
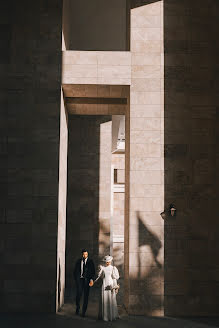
[129,0,164,316]
[98,121,112,260]
[56,90,68,311]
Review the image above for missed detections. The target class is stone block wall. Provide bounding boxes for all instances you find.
[1,0,62,312]
[164,0,219,316]
[62,51,131,85]
[128,0,164,316]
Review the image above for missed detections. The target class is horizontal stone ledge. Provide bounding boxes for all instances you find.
[66,97,127,105]
[67,104,127,115]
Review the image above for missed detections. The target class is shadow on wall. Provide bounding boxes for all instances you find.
[164,0,219,316]
[62,0,128,51]
[129,211,163,315]
[130,0,161,9]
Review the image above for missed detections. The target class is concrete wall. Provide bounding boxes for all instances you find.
[65,115,112,299]
[1,1,62,312]
[164,0,219,316]
[62,0,128,51]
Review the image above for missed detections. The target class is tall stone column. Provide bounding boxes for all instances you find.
[128,0,164,316]
[56,90,68,311]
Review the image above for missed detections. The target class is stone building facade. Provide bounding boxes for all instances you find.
[1,0,219,317]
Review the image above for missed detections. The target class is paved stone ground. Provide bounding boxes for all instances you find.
[1,302,219,328]
[1,313,219,328]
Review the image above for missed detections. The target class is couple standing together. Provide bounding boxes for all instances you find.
[74,249,120,321]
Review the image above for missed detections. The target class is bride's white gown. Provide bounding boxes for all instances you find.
[95,264,119,321]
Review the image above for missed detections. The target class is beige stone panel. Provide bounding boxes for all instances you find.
[160,78,164,93]
[131,92,161,105]
[117,169,125,184]
[112,154,125,169]
[132,53,161,66]
[160,118,164,132]
[130,105,161,118]
[113,224,124,235]
[97,78,131,85]
[115,192,125,201]
[62,51,97,65]
[130,197,164,212]
[131,78,161,92]
[130,170,162,185]
[130,143,161,158]
[132,66,161,79]
[131,28,161,41]
[97,52,131,66]
[130,183,164,198]
[62,64,97,78]
[130,157,161,171]
[99,197,111,208]
[62,77,99,85]
[130,211,163,226]
[131,2,161,16]
[130,118,160,131]
[98,65,131,80]
[130,130,161,144]
[131,14,161,28]
[131,40,161,53]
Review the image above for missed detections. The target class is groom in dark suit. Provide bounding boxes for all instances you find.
[74,249,95,317]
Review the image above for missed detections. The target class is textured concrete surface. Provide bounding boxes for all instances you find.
[163,0,219,316]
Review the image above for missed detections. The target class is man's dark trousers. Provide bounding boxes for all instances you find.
[74,257,95,315]
[76,277,90,314]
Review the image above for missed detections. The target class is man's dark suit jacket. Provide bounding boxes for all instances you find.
[74,258,95,282]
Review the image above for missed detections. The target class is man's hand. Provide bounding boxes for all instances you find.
[89,280,94,287]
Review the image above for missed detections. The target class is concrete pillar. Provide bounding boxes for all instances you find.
[127,0,164,316]
[56,89,68,311]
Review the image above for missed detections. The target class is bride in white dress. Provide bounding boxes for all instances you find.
[93,255,120,321]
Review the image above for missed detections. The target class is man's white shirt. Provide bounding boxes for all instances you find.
[80,257,88,278]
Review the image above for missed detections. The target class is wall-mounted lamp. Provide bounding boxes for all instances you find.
[160,204,177,219]
[170,204,176,217]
